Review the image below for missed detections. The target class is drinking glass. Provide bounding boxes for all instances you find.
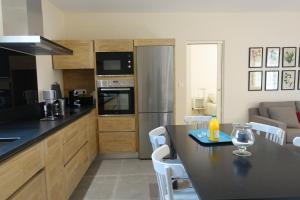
[231,123,255,157]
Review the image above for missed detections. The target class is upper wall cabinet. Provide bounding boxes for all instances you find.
[53,40,95,69]
[94,39,133,52]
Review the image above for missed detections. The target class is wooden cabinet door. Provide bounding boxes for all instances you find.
[65,143,89,198]
[44,129,66,200]
[0,142,44,200]
[94,39,133,52]
[88,109,98,163]
[98,116,136,132]
[9,171,47,200]
[53,40,94,69]
[99,132,136,153]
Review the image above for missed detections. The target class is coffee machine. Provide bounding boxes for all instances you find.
[41,90,62,120]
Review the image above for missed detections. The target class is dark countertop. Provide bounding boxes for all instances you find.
[0,105,95,163]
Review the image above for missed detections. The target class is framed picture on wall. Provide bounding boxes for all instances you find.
[249,47,263,68]
[281,70,296,90]
[266,47,280,68]
[282,47,297,67]
[248,71,263,91]
[298,71,300,90]
[265,70,279,91]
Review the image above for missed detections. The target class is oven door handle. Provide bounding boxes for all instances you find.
[100,88,131,91]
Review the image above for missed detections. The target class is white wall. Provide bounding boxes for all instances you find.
[62,12,300,124]
[36,0,65,98]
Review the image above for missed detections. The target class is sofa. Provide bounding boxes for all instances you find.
[249,101,300,145]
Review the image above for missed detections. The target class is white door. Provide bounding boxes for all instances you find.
[186,41,224,122]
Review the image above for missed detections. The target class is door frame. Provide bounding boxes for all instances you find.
[185,40,225,122]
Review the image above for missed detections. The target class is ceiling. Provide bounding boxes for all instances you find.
[48,0,300,12]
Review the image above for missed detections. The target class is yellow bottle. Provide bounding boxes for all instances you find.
[209,115,219,142]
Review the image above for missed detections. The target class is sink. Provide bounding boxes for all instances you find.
[0,137,20,147]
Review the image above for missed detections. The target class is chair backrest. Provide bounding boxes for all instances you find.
[293,137,300,147]
[184,115,212,129]
[249,122,285,145]
[149,126,167,151]
[151,145,187,200]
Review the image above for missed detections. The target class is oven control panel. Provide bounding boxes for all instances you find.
[97,80,134,88]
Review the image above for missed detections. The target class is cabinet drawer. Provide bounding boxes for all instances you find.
[9,170,47,200]
[99,132,136,153]
[53,40,94,69]
[94,39,133,52]
[65,143,89,198]
[63,115,87,143]
[98,116,136,132]
[88,110,98,163]
[0,142,44,200]
[64,125,88,164]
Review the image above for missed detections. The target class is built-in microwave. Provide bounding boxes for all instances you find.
[96,52,134,76]
[97,80,135,115]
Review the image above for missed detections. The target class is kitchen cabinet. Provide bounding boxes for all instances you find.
[88,109,98,163]
[9,171,47,200]
[94,39,133,52]
[98,116,136,132]
[99,132,136,153]
[98,116,136,154]
[0,142,44,200]
[53,40,95,69]
[44,129,66,200]
[65,143,89,198]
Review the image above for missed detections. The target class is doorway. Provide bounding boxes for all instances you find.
[186,41,224,122]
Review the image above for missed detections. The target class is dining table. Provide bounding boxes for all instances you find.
[165,124,300,200]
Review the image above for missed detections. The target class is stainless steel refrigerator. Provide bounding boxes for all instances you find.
[137,46,174,159]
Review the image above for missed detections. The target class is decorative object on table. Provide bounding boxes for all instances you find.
[188,129,232,146]
[281,70,296,90]
[265,70,279,91]
[249,47,263,68]
[248,71,263,91]
[208,115,219,142]
[266,47,280,68]
[231,123,255,157]
[282,47,296,67]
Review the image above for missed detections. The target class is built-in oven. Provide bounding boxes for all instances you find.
[96,52,134,76]
[97,80,134,115]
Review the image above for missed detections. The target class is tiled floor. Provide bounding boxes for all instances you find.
[70,158,159,200]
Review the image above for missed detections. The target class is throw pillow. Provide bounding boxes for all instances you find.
[296,112,300,123]
[268,106,300,128]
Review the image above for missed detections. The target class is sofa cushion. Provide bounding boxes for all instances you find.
[259,101,296,118]
[295,101,300,112]
[286,128,300,143]
[269,106,300,128]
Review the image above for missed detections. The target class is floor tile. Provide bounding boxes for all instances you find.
[70,176,117,200]
[120,159,155,175]
[113,175,159,200]
[88,159,123,176]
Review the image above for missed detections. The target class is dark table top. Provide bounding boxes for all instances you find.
[0,105,95,162]
[166,124,300,200]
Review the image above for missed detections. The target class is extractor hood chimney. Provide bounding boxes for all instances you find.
[0,0,72,55]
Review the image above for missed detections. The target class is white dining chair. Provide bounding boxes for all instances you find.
[149,126,167,151]
[248,122,285,145]
[152,144,199,200]
[184,115,211,129]
[293,137,300,147]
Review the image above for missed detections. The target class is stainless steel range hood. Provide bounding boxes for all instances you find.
[0,36,73,55]
[0,0,73,56]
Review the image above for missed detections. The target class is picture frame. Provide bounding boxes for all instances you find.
[249,47,263,68]
[248,71,263,91]
[282,47,297,67]
[298,71,300,90]
[266,47,280,68]
[265,70,279,91]
[281,70,296,90]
